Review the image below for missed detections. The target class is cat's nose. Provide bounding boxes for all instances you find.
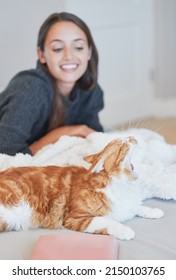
[126,136,138,144]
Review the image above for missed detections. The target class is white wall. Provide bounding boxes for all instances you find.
[152,0,176,118]
[155,0,176,98]
[0,0,65,89]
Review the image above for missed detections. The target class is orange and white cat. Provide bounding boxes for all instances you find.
[0,136,164,240]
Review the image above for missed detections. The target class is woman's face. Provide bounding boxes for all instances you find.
[38,21,92,95]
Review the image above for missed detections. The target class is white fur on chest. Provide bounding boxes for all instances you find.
[102,177,144,223]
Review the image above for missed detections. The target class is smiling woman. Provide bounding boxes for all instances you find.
[0,12,104,156]
[37,21,92,96]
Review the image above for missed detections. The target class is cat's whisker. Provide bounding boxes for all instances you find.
[150,120,167,134]
[118,118,128,132]
[122,119,126,131]
[124,118,129,131]
[132,117,144,129]
[133,115,152,129]
[139,116,153,129]
[125,119,130,130]
[127,118,133,130]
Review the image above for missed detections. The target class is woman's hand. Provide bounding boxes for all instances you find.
[64,124,95,137]
[29,125,95,155]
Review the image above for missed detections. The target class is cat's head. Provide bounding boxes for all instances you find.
[84,136,138,180]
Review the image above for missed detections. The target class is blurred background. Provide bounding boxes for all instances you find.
[0,0,176,141]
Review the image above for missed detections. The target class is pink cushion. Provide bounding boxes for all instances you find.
[31,233,118,260]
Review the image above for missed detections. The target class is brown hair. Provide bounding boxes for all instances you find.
[37,12,99,131]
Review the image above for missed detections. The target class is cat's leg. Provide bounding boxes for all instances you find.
[137,205,164,219]
[85,216,135,240]
[0,218,9,232]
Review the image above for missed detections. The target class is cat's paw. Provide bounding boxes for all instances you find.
[146,208,164,219]
[138,206,164,219]
[113,224,135,240]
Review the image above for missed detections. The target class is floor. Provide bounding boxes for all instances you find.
[116,117,176,144]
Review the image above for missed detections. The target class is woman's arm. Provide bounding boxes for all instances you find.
[0,70,53,156]
[29,124,95,155]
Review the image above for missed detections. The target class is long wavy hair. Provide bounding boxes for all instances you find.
[37,12,99,131]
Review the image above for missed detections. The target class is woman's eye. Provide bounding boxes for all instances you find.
[53,48,63,53]
[75,47,84,51]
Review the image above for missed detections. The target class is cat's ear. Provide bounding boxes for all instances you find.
[84,152,104,173]
[84,154,97,164]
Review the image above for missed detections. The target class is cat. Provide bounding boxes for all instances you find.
[0,136,164,240]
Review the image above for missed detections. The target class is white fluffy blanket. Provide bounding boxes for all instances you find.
[1,128,176,202]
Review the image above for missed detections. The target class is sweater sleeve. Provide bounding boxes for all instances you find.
[0,71,53,155]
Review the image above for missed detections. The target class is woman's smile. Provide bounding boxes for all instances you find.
[60,63,78,71]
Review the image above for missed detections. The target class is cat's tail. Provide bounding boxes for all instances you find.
[0,200,32,232]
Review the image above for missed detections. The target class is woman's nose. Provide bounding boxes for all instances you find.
[63,47,73,60]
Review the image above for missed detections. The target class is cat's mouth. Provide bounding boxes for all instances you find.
[130,163,134,171]
[129,162,138,179]
[125,138,138,179]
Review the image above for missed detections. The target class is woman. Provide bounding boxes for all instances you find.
[0,12,104,156]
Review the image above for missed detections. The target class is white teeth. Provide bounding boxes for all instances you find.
[61,64,77,70]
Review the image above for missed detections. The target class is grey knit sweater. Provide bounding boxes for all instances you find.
[0,62,104,155]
